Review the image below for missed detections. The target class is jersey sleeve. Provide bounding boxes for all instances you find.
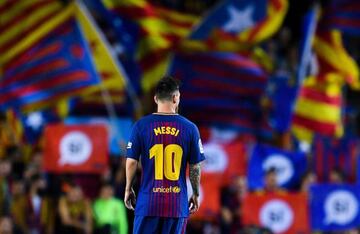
[126,123,141,160]
[189,124,206,164]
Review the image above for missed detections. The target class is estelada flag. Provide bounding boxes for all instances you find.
[187,173,222,221]
[43,124,108,174]
[242,192,309,234]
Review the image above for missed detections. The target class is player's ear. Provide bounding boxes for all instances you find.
[154,95,158,104]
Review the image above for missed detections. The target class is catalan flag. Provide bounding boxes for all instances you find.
[0,15,100,111]
[182,0,288,52]
[0,0,74,68]
[291,5,359,142]
[292,74,343,142]
[102,0,199,92]
[322,0,360,36]
[314,29,359,89]
[70,2,131,115]
[171,52,270,136]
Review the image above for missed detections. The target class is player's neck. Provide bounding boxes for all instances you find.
[156,104,177,114]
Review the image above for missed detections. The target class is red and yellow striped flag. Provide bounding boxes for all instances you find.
[102,0,199,92]
[314,29,359,89]
[292,74,343,142]
[0,0,73,69]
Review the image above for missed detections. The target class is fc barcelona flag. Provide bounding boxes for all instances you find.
[242,192,309,233]
[0,18,100,111]
[310,184,360,231]
[248,144,307,190]
[43,124,108,174]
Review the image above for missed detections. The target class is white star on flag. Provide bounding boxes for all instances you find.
[26,112,43,130]
[223,5,255,34]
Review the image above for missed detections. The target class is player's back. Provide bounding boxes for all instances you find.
[127,113,204,218]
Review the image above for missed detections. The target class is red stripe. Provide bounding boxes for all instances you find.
[189,79,264,95]
[22,85,90,109]
[300,87,341,105]
[112,5,155,19]
[0,1,55,33]
[183,53,263,71]
[2,59,68,88]
[192,65,267,84]
[292,115,337,135]
[0,10,62,54]
[189,112,257,129]
[334,3,360,12]
[315,138,324,182]
[329,17,360,27]
[4,42,62,72]
[269,0,285,11]
[0,1,18,13]
[0,71,90,103]
[139,49,168,70]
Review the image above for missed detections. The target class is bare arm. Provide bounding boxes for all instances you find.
[124,158,138,210]
[189,163,201,213]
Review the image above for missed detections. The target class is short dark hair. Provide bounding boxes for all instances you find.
[155,76,180,101]
[265,167,277,175]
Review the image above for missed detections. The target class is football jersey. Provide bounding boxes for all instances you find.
[126,113,205,217]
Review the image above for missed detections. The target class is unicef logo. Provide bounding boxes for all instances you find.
[263,154,293,186]
[260,199,294,233]
[324,190,359,225]
[59,131,92,165]
[202,143,228,173]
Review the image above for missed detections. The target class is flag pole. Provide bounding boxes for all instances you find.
[76,0,143,119]
[77,0,142,154]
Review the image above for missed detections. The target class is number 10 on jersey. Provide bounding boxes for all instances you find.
[149,144,183,181]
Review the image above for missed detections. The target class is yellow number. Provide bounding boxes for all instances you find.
[149,144,183,181]
[149,144,163,180]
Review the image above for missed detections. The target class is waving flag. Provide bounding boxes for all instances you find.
[248,144,307,190]
[322,0,360,35]
[310,185,360,231]
[0,17,100,111]
[69,2,135,116]
[314,30,359,89]
[102,0,199,92]
[312,136,359,183]
[171,52,270,136]
[0,0,74,67]
[242,193,309,234]
[291,5,359,142]
[183,0,288,51]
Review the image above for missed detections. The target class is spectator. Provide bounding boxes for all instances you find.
[263,167,283,193]
[58,183,92,234]
[220,176,247,234]
[0,216,23,234]
[300,171,317,193]
[9,180,27,233]
[93,182,128,234]
[329,167,346,184]
[0,159,12,216]
[27,174,55,234]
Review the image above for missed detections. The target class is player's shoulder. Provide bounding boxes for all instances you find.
[177,115,199,130]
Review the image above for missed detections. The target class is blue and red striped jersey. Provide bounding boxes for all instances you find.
[127,113,205,217]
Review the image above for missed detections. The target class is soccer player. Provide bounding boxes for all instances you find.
[125,76,205,234]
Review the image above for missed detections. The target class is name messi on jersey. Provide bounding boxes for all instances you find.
[154,126,180,136]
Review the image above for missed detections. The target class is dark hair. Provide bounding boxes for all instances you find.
[155,76,180,101]
[265,167,277,175]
